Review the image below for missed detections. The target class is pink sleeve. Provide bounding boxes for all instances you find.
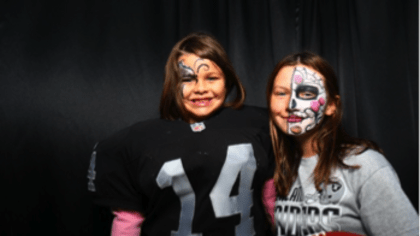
[111,210,144,236]
[262,178,276,225]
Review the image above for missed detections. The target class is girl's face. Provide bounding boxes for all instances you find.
[178,53,226,123]
[270,65,332,136]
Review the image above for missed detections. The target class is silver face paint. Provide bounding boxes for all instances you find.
[209,143,256,236]
[288,67,327,135]
[156,158,202,236]
[179,61,194,99]
[179,60,196,79]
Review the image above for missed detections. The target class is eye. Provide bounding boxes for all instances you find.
[182,76,196,83]
[298,91,317,99]
[296,85,318,100]
[273,90,288,97]
[207,76,219,81]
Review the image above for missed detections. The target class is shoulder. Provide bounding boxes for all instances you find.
[95,118,169,153]
[218,105,268,128]
[236,105,268,118]
[344,148,391,172]
[340,148,399,189]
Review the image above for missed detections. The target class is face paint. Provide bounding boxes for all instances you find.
[177,54,226,123]
[178,59,211,98]
[178,61,195,98]
[179,60,196,79]
[193,58,210,74]
[287,67,327,135]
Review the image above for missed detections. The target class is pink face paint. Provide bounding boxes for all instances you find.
[294,75,303,84]
[319,97,325,105]
[310,101,320,112]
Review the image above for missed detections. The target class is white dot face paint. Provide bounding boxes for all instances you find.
[287,67,327,135]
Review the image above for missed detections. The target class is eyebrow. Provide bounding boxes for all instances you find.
[203,71,223,76]
[273,85,290,90]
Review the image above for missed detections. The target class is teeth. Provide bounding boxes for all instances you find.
[192,98,211,105]
[291,112,308,118]
[194,99,210,102]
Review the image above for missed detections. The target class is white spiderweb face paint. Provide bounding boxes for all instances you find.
[287,67,327,135]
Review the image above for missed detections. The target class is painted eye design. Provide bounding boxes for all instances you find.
[296,85,318,100]
[178,61,196,79]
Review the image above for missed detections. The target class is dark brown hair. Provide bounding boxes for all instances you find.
[159,32,245,121]
[266,51,383,196]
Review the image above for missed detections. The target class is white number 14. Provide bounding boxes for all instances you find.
[156,143,257,236]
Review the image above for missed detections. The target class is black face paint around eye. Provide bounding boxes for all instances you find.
[295,85,319,100]
[179,61,196,79]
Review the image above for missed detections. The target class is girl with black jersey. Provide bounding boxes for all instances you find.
[88,32,274,235]
[264,52,418,235]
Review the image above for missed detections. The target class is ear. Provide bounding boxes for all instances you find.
[325,95,340,116]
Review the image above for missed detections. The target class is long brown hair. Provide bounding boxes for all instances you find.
[266,52,383,196]
[159,32,245,121]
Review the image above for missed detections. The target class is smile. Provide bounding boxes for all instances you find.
[287,115,302,123]
[191,98,213,106]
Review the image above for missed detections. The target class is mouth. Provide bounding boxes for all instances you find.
[190,98,213,106]
[287,115,302,123]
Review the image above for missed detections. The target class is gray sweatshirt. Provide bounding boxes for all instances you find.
[274,149,419,236]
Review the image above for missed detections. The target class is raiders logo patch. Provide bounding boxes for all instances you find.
[190,122,206,132]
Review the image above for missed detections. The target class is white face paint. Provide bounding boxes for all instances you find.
[287,67,327,135]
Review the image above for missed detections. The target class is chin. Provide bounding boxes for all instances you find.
[273,119,287,133]
[187,110,214,122]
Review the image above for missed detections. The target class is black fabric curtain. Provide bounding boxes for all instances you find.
[1,0,417,235]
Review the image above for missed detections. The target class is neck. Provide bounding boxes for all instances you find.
[295,132,317,158]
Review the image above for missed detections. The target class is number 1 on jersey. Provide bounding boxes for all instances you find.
[156,159,202,236]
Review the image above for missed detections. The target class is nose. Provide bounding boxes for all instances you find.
[286,99,298,113]
[290,99,296,109]
[193,79,207,93]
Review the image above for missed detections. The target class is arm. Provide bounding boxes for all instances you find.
[358,166,418,236]
[262,178,276,225]
[111,209,144,236]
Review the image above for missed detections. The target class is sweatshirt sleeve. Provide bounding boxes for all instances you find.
[88,132,144,212]
[262,178,276,225]
[111,210,144,236]
[358,166,419,236]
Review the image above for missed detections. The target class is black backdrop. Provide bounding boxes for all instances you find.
[1,0,418,235]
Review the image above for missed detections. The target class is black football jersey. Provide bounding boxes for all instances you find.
[88,106,274,236]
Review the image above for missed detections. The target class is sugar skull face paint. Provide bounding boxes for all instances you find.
[178,53,226,123]
[287,66,327,135]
